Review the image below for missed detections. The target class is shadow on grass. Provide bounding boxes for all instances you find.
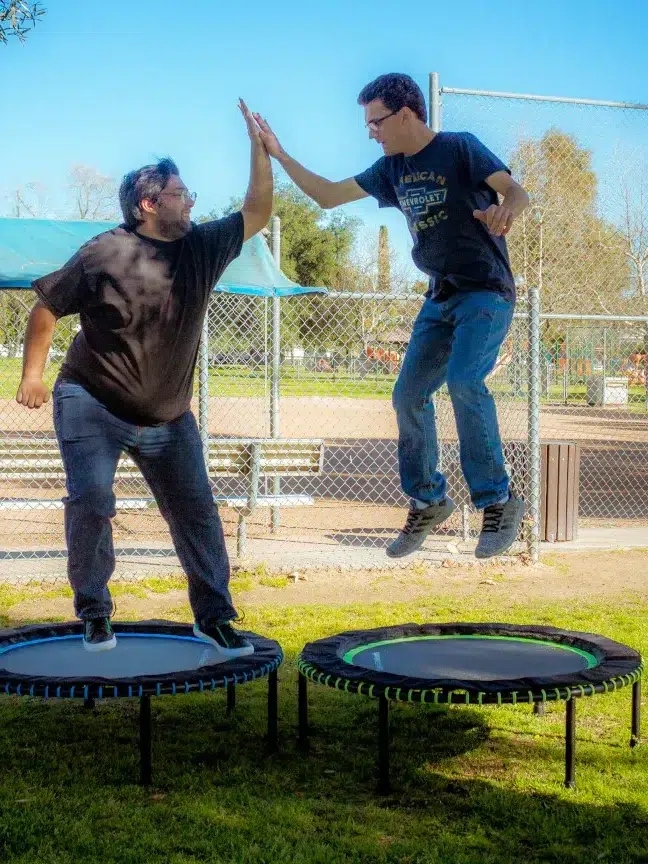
[0,656,646,864]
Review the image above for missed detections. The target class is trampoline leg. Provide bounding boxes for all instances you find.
[298,672,309,752]
[83,697,95,710]
[139,694,152,786]
[565,698,576,789]
[226,682,236,716]
[377,695,391,796]
[267,668,278,753]
[533,702,545,717]
[631,680,641,748]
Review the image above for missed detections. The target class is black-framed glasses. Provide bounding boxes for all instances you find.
[157,190,197,205]
[365,110,398,130]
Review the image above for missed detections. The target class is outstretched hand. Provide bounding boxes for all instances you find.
[251,112,285,160]
[238,98,264,145]
[473,204,514,237]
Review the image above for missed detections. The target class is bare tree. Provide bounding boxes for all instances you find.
[68,164,119,221]
[378,225,390,294]
[5,181,50,217]
[597,148,648,396]
[600,149,648,313]
[0,0,45,44]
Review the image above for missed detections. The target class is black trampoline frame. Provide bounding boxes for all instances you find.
[0,621,283,785]
[297,623,643,794]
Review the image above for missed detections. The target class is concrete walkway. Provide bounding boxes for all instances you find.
[540,525,648,553]
[1,526,647,585]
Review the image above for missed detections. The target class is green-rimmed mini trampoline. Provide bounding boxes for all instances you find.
[297,623,642,793]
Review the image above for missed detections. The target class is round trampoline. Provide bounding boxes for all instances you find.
[0,621,283,784]
[297,623,643,793]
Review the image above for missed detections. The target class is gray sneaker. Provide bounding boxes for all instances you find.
[475,493,525,559]
[83,617,117,653]
[386,498,456,558]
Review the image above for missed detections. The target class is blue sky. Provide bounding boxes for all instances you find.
[1,0,646,276]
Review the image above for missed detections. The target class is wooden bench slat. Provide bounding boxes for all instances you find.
[0,437,325,558]
[0,438,324,480]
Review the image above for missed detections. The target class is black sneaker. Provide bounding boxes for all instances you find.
[193,620,254,658]
[83,617,117,653]
[386,497,456,558]
[475,493,525,559]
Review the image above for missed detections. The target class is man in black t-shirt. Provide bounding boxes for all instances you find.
[16,100,271,656]
[251,74,530,560]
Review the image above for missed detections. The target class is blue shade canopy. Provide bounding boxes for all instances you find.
[0,218,327,297]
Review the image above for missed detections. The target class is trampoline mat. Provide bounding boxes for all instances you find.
[344,636,598,682]
[0,634,229,678]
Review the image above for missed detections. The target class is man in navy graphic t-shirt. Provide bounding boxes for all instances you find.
[252,74,530,559]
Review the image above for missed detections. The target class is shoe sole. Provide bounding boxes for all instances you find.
[83,634,117,653]
[386,500,457,558]
[475,499,526,560]
[193,624,254,658]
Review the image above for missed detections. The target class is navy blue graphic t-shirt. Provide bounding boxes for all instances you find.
[355,132,515,300]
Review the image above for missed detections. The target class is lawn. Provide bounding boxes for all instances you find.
[3,357,648,408]
[0,578,646,864]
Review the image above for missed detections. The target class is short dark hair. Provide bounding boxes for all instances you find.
[357,73,427,124]
[119,158,179,228]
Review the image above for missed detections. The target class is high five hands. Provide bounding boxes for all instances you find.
[238,100,284,160]
[251,113,285,160]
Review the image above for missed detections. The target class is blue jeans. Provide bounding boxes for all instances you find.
[53,381,236,623]
[392,291,514,510]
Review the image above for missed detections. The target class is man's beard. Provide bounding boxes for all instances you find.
[158,216,191,240]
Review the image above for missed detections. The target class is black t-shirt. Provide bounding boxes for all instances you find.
[355,132,515,300]
[33,214,244,425]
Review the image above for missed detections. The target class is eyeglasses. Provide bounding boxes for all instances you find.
[157,190,197,205]
[365,110,398,131]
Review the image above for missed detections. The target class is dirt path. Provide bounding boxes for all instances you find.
[7,548,648,624]
[2,396,648,442]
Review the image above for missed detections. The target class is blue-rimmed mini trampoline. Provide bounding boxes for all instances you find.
[0,621,283,784]
[297,623,642,793]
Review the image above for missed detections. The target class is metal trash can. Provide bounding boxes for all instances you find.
[586,376,629,406]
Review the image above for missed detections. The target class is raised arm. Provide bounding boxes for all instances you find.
[253,113,368,210]
[16,300,57,409]
[239,99,274,242]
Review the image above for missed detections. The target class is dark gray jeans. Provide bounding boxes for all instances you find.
[53,380,236,624]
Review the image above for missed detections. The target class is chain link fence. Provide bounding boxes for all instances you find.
[1,77,647,583]
[439,79,648,531]
[0,284,531,581]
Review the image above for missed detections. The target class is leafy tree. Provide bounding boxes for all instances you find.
[508,129,629,315]
[1,1,45,44]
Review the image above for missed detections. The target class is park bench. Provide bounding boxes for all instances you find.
[0,436,325,556]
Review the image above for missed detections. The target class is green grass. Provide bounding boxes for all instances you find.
[0,594,647,863]
[140,575,188,594]
[206,366,398,399]
[3,357,648,408]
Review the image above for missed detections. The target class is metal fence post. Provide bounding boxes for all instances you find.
[527,285,541,563]
[270,216,281,531]
[429,71,441,132]
[429,74,454,526]
[198,305,210,468]
[563,327,569,404]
